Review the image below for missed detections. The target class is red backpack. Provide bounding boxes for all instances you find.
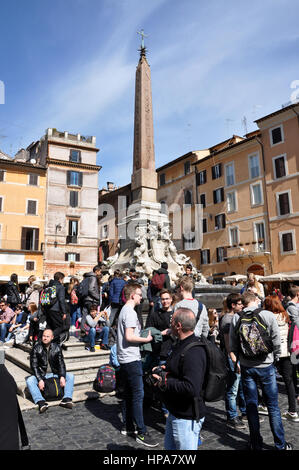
[151,273,165,291]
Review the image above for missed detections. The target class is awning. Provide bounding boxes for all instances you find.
[259,272,299,282]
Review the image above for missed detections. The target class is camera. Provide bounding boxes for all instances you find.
[145,366,167,389]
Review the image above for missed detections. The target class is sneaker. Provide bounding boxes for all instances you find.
[85,346,95,352]
[136,432,159,447]
[257,405,268,415]
[120,426,137,437]
[100,344,109,350]
[282,411,299,422]
[284,442,294,450]
[59,398,73,409]
[37,400,49,414]
[227,417,247,429]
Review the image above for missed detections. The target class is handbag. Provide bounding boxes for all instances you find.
[43,377,64,401]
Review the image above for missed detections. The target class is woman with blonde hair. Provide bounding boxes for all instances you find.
[264,295,299,422]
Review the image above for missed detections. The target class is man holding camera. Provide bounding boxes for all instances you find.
[152,307,207,450]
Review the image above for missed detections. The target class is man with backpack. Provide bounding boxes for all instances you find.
[229,291,293,450]
[173,277,209,338]
[152,307,207,450]
[42,272,68,345]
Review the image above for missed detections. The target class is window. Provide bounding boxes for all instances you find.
[215,213,226,230]
[213,187,224,204]
[183,230,195,250]
[196,170,206,186]
[67,171,83,187]
[273,155,287,179]
[227,190,237,212]
[0,170,5,182]
[280,231,295,254]
[27,200,37,215]
[270,125,284,146]
[160,200,168,215]
[184,161,191,175]
[70,191,78,208]
[248,154,260,179]
[229,227,239,246]
[29,174,38,186]
[212,163,222,180]
[225,162,235,186]
[277,192,291,216]
[250,182,263,206]
[254,222,266,251]
[200,193,206,208]
[70,149,81,163]
[159,173,166,186]
[67,219,78,244]
[202,218,207,234]
[65,253,80,262]
[200,249,210,265]
[216,247,227,262]
[0,196,2,212]
[184,189,193,205]
[25,261,35,271]
[21,228,39,251]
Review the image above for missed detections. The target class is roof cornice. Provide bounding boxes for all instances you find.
[47,158,101,171]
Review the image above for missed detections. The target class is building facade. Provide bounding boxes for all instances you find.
[0,151,46,278]
[34,128,100,279]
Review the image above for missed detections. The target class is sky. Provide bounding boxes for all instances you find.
[0,0,299,188]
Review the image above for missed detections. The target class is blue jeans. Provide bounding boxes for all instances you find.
[225,356,246,420]
[26,372,74,404]
[70,305,81,327]
[241,364,285,450]
[87,326,109,348]
[0,323,13,342]
[164,412,205,450]
[120,360,146,434]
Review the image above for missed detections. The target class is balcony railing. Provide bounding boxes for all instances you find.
[66,235,78,244]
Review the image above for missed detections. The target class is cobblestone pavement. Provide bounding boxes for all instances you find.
[21,376,298,452]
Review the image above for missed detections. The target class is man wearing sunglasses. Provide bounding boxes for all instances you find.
[0,301,16,345]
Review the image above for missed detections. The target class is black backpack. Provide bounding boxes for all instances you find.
[76,278,89,304]
[196,300,203,322]
[42,377,64,401]
[234,308,273,360]
[179,336,228,403]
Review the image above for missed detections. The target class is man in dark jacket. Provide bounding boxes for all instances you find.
[45,272,68,343]
[26,329,74,413]
[108,269,126,327]
[6,273,21,309]
[80,265,102,333]
[152,307,206,450]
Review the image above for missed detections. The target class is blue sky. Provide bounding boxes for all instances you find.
[0,0,299,188]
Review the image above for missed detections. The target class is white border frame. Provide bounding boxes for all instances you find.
[28,173,39,186]
[279,229,296,255]
[269,124,284,147]
[229,225,239,246]
[226,189,237,213]
[25,260,36,272]
[250,181,264,207]
[248,152,260,180]
[26,198,38,216]
[253,220,267,252]
[276,189,292,217]
[224,161,235,187]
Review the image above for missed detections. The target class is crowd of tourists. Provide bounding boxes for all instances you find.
[0,265,298,451]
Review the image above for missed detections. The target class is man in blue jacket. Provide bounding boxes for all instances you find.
[108,270,126,327]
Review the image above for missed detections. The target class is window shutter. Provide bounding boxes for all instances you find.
[76,253,80,262]
[213,190,217,204]
[279,193,290,215]
[218,164,222,177]
[221,187,224,201]
[207,250,210,264]
[78,172,83,187]
[67,171,71,185]
[34,229,39,251]
[65,253,68,261]
[212,166,216,180]
[21,228,27,250]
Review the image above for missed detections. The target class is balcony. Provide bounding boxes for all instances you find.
[226,240,269,260]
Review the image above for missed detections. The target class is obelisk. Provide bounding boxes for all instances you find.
[131,36,158,203]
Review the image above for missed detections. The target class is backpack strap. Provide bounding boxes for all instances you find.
[196,301,203,322]
[179,340,204,422]
[17,400,30,450]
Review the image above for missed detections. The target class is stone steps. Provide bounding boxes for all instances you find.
[3,335,114,410]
